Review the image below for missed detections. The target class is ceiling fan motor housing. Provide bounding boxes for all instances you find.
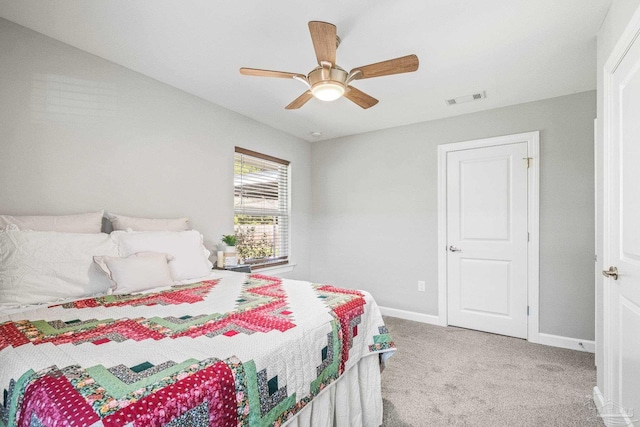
[308,66,347,101]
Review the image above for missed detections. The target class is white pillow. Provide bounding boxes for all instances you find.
[0,230,118,305]
[0,211,104,233]
[111,230,212,281]
[94,253,174,295]
[106,213,189,232]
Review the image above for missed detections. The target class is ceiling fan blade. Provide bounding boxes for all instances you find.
[308,21,337,66]
[285,91,314,109]
[240,68,306,80]
[344,86,379,109]
[349,54,419,80]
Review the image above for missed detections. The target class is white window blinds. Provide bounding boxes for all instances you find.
[234,147,290,268]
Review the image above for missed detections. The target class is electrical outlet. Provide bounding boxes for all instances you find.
[418,281,426,292]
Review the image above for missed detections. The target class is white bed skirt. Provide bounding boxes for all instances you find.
[284,354,383,427]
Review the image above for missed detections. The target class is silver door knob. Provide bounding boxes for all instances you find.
[602,266,618,280]
[449,246,462,252]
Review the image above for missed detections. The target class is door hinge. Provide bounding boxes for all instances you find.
[527,232,530,242]
[527,306,530,316]
[523,157,533,168]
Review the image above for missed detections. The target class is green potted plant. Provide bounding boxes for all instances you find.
[221,234,237,248]
[221,234,238,267]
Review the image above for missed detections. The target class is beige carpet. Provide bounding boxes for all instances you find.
[380,316,603,427]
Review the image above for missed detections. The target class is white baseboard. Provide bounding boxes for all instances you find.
[593,386,609,427]
[593,386,606,411]
[380,308,596,353]
[536,332,595,353]
[593,386,637,427]
[378,306,445,326]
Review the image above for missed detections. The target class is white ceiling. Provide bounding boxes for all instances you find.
[0,1,611,142]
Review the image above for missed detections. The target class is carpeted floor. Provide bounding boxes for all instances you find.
[380,316,603,427]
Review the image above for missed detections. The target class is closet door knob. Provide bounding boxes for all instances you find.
[602,266,618,280]
[449,246,462,252]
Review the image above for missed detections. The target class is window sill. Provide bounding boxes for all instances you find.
[254,263,297,276]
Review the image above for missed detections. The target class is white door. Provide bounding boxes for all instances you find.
[602,15,640,420]
[446,142,529,338]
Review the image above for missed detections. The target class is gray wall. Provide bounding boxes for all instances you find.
[310,91,596,341]
[0,18,312,279]
[595,0,640,392]
[0,16,599,341]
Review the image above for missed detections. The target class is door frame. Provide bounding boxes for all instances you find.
[437,131,540,340]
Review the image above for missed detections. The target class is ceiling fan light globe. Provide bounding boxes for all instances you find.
[311,82,345,101]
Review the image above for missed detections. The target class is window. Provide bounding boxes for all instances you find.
[234,147,290,269]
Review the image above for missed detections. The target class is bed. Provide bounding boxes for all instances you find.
[0,213,395,427]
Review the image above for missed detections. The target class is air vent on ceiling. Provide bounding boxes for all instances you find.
[446,91,486,106]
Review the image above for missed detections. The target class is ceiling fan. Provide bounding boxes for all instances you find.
[240,21,419,110]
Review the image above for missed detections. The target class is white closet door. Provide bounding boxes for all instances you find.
[447,142,529,339]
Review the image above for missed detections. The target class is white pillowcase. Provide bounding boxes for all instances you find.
[94,253,174,295]
[111,230,212,281]
[0,211,104,233]
[107,213,189,231]
[0,230,118,305]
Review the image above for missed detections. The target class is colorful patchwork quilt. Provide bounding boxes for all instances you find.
[0,272,394,426]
